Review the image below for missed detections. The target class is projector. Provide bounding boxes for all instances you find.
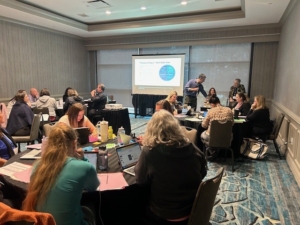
[105,104,123,110]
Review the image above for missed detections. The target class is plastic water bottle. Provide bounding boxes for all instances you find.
[98,150,108,171]
[117,126,125,146]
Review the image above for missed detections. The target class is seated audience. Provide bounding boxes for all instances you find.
[0,107,17,160]
[0,103,8,128]
[165,91,182,115]
[233,92,251,116]
[63,87,73,102]
[28,88,39,103]
[155,99,173,114]
[35,88,57,121]
[22,123,99,225]
[88,84,107,122]
[7,90,31,118]
[229,78,246,102]
[246,95,273,137]
[59,103,97,136]
[6,90,34,136]
[205,87,217,103]
[201,96,233,145]
[63,89,84,114]
[134,109,207,225]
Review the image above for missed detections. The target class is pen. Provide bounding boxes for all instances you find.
[106,174,108,184]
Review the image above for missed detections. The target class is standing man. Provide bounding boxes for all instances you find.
[229,78,246,102]
[28,88,39,103]
[184,74,207,110]
[88,84,107,122]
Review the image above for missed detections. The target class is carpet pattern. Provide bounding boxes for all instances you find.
[129,115,300,225]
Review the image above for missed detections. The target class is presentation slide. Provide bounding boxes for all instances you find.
[132,54,185,95]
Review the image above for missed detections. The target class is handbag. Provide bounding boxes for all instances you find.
[240,138,268,159]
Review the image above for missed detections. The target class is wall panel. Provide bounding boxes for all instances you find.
[0,20,88,101]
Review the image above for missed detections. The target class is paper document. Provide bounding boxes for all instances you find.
[12,167,32,183]
[185,118,202,122]
[97,172,128,191]
[0,162,31,177]
[26,143,42,149]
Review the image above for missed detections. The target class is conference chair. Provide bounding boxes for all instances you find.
[181,126,197,146]
[0,202,56,225]
[188,167,224,225]
[205,120,234,172]
[12,113,41,153]
[43,123,56,137]
[268,113,285,159]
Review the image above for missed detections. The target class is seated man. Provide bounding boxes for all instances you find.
[201,96,233,146]
[88,84,107,122]
[28,88,39,103]
[228,79,246,103]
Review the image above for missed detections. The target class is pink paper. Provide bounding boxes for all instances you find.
[26,143,42,149]
[89,136,98,143]
[97,172,128,191]
[12,167,32,183]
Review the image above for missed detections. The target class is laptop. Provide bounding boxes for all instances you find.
[84,151,98,169]
[75,127,90,145]
[20,149,42,160]
[115,142,142,176]
[179,108,192,117]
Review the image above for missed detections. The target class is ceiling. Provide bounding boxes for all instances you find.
[0,0,290,38]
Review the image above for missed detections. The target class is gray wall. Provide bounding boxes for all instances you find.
[271,1,300,186]
[0,20,89,101]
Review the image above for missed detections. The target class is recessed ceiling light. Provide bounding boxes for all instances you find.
[181,1,187,5]
[141,6,146,10]
[106,10,111,14]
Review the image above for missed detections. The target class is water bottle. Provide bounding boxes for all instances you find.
[117,126,125,146]
[98,149,108,171]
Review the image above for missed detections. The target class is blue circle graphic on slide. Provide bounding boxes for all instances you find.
[159,65,175,81]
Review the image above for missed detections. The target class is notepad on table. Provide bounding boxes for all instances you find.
[97,172,128,191]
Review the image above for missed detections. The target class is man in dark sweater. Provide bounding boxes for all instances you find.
[88,84,107,122]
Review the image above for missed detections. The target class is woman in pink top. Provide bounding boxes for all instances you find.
[59,103,97,136]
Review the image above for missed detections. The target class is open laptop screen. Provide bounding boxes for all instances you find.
[84,152,97,169]
[116,143,141,169]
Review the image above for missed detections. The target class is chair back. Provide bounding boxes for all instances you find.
[209,120,233,148]
[181,126,197,145]
[32,107,50,125]
[270,113,284,140]
[29,114,42,140]
[43,123,56,137]
[188,167,224,225]
[0,202,56,225]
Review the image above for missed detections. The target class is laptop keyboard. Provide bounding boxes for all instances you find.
[126,166,135,174]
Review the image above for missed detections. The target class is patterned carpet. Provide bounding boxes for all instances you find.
[129,115,300,225]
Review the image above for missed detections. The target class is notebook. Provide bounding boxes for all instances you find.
[115,142,142,176]
[75,127,90,145]
[20,149,42,160]
[84,151,98,169]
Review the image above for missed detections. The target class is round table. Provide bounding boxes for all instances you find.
[1,144,148,224]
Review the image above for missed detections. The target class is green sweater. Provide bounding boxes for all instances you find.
[36,157,99,225]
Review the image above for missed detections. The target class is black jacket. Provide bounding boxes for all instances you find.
[247,108,273,136]
[91,93,107,110]
[63,96,85,113]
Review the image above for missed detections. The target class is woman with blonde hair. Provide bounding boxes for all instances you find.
[59,103,96,135]
[166,91,182,114]
[135,109,207,225]
[246,95,272,136]
[23,123,99,225]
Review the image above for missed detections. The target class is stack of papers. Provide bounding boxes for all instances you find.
[97,172,128,191]
[234,119,246,123]
[0,162,32,183]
